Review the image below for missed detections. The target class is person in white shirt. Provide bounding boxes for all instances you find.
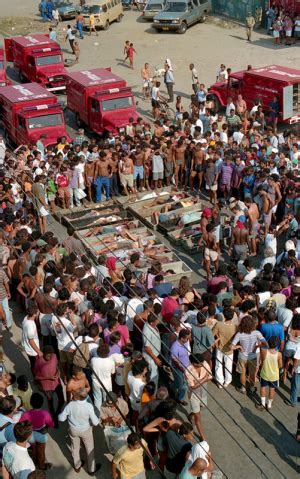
[216,64,228,82]
[127,360,147,416]
[51,303,76,381]
[91,343,117,412]
[225,97,235,117]
[58,388,101,474]
[233,126,244,145]
[22,304,42,371]
[2,421,35,479]
[66,24,75,53]
[142,315,161,388]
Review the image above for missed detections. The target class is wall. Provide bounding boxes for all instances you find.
[211,0,267,21]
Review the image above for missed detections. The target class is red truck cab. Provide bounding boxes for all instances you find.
[0,83,71,147]
[208,65,300,124]
[66,68,139,135]
[0,48,9,87]
[4,34,67,92]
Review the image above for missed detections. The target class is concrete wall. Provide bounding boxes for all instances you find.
[212,0,267,22]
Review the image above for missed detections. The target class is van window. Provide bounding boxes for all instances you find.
[188,2,194,9]
[165,2,187,12]
[193,0,199,6]
[91,99,100,113]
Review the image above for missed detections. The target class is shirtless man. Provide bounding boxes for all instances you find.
[162,141,175,186]
[199,223,219,280]
[66,366,90,402]
[141,62,151,99]
[109,153,120,197]
[257,186,274,240]
[229,215,250,262]
[35,283,58,345]
[173,139,186,188]
[119,155,135,195]
[93,152,111,203]
[133,146,145,191]
[84,158,95,202]
[191,143,206,191]
[244,197,260,255]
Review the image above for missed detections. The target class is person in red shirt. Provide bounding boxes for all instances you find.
[161,288,180,323]
[33,346,64,424]
[127,43,137,70]
[20,392,54,470]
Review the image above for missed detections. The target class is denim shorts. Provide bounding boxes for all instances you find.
[29,431,48,444]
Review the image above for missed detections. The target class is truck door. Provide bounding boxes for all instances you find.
[283,85,294,121]
[187,1,197,24]
[27,56,36,80]
[227,77,241,102]
[4,38,14,62]
[89,98,102,133]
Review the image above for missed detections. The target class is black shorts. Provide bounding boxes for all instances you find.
[194,164,203,173]
[151,99,159,108]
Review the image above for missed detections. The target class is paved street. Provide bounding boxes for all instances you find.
[0,3,299,478]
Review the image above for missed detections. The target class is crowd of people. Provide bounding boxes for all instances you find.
[266,3,300,44]
[0,39,299,478]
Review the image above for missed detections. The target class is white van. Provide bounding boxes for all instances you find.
[81,0,123,30]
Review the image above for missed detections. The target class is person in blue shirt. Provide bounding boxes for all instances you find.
[154,274,173,298]
[48,27,57,41]
[40,0,48,21]
[243,166,255,198]
[47,0,54,20]
[260,309,285,351]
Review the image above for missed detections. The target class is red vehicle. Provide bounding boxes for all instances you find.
[4,34,67,92]
[208,65,300,124]
[0,83,71,147]
[0,48,9,87]
[66,68,139,135]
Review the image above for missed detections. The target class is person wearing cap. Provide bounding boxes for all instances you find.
[245,12,256,41]
[229,215,250,262]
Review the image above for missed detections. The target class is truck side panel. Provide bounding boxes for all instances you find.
[67,81,89,125]
[243,74,282,111]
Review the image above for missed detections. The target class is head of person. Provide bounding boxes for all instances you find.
[14,421,33,444]
[127,433,142,450]
[178,329,190,344]
[30,392,44,410]
[43,345,54,361]
[17,375,29,392]
[73,387,89,401]
[71,365,84,380]
[0,396,16,417]
[189,353,206,370]
[190,458,208,476]
[97,343,110,359]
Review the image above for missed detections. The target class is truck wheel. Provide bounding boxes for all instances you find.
[75,113,82,128]
[116,14,122,22]
[19,71,26,83]
[199,13,207,23]
[104,20,110,30]
[179,22,187,34]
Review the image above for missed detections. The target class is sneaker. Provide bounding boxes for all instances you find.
[236,386,246,394]
[223,382,231,388]
[255,403,265,412]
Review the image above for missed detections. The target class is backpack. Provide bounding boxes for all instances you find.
[73,339,94,368]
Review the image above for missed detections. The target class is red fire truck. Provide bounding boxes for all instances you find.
[208,65,300,124]
[0,83,71,147]
[4,34,67,92]
[0,48,10,87]
[66,68,139,135]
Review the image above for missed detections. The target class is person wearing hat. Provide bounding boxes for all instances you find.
[229,215,250,262]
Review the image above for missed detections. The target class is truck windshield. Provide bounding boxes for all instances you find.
[36,55,62,66]
[146,3,162,9]
[81,5,102,13]
[101,97,133,112]
[27,113,63,129]
[165,2,187,11]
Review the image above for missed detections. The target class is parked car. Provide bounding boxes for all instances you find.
[39,1,78,21]
[152,0,211,34]
[81,0,123,29]
[142,0,166,20]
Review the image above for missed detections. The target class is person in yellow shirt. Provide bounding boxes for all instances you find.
[112,433,153,479]
[13,375,33,410]
[89,13,99,36]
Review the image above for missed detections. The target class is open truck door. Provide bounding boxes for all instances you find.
[283,83,300,123]
[4,38,14,62]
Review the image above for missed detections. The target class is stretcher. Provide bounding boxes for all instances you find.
[114,186,174,209]
[60,205,130,231]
